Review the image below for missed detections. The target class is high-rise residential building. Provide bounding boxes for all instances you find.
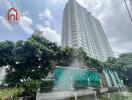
[61,0,114,61]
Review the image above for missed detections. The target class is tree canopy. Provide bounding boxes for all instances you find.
[0,35,107,86]
[105,53,132,86]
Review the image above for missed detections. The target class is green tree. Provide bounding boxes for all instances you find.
[0,41,14,67]
[106,53,132,86]
[19,80,41,96]
[1,35,104,87]
[4,36,61,86]
[58,47,74,66]
[115,53,132,86]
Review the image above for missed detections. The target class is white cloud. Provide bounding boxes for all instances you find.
[36,24,61,45]
[0,38,3,41]
[39,8,53,20]
[110,41,132,57]
[22,11,30,16]
[113,48,127,57]
[0,16,13,30]
[44,21,51,27]
[38,7,60,44]
[19,16,33,34]
[50,0,63,4]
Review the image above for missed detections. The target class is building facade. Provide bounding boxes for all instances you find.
[61,0,113,61]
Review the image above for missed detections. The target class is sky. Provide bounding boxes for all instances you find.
[0,0,132,57]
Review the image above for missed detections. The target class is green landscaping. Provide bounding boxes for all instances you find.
[0,35,132,97]
[0,87,24,99]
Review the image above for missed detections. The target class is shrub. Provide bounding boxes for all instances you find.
[40,80,54,93]
[18,80,41,96]
[0,87,24,99]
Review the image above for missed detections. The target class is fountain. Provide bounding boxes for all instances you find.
[108,70,118,87]
[54,66,100,90]
[94,92,98,100]
[102,69,128,93]
[121,79,127,92]
[36,64,127,100]
[113,71,125,92]
[103,69,112,87]
[74,92,77,100]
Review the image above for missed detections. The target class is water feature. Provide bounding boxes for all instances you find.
[53,61,82,91]
[121,79,128,92]
[94,92,98,100]
[103,69,112,87]
[37,60,128,100]
[113,71,125,92]
[54,66,100,91]
[87,77,91,87]
[74,92,77,100]
[108,70,123,92]
[108,70,118,87]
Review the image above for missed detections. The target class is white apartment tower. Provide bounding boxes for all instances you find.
[61,0,113,61]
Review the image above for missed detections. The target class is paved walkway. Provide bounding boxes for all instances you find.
[36,88,97,100]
